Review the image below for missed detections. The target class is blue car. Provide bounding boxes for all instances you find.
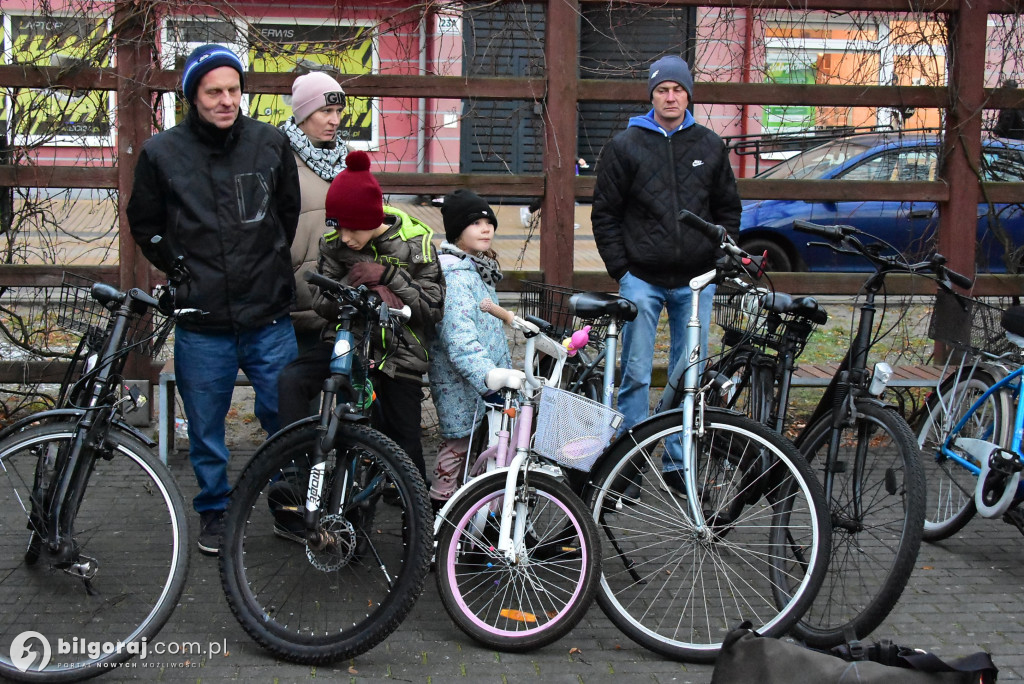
[739,133,1024,272]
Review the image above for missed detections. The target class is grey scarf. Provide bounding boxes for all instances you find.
[439,242,503,287]
[280,117,349,181]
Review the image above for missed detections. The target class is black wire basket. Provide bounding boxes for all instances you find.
[713,283,770,339]
[713,282,819,357]
[56,272,173,359]
[517,280,611,342]
[928,290,1017,358]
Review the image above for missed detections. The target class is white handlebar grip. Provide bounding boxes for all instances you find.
[480,298,516,325]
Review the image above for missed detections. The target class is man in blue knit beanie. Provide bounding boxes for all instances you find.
[128,44,300,556]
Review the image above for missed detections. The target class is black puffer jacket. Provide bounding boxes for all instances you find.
[127,109,300,332]
[592,116,742,288]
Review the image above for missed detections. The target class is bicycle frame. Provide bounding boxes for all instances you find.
[938,364,1023,485]
[589,318,622,407]
[302,298,383,543]
[670,268,719,531]
[791,272,893,505]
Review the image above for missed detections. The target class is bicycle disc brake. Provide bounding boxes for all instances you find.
[305,514,358,571]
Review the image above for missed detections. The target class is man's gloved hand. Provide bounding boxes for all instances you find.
[157,287,176,316]
[348,261,386,287]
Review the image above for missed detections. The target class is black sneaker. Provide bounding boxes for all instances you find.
[661,469,688,500]
[197,510,225,556]
[267,481,305,544]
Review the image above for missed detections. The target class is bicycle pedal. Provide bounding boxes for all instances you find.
[61,556,98,580]
[990,449,1023,475]
[1002,508,1024,536]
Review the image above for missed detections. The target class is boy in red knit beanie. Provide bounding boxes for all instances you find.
[275,152,444,527]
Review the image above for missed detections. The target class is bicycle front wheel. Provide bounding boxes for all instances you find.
[795,401,925,647]
[916,366,1010,541]
[0,421,189,681]
[587,408,830,662]
[219,422,432,664]
[435,470,600,651]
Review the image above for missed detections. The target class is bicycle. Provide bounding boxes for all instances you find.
[700,217,974,647]
[0,269,192,680]
[219,272,433,664]
[916,291,1021,541]
[433,300,607,651]
[508,214,831,661]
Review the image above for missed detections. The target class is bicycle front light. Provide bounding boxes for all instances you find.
[869,362,893,396]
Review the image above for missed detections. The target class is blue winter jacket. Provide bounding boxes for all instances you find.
[428,248,512,439]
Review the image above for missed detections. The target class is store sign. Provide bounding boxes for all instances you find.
[762,60,816,134]
[248,23,375,144]
[11,15,110,140]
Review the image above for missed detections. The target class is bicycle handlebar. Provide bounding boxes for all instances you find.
[679,209,727,243]
[479,298,538,334]
[479,298,566,389]
[790,219,975,292]
[941,265,974,290]
[678,210,767,279]
[305,271,412,324]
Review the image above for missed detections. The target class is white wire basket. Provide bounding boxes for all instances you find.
[534,386,624,471]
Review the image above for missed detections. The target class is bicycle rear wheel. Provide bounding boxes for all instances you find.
[706,348,774,422]
[0,421,189,681]
[435,470,600,651]
[794,401,925,647]
[916,367,1011,541]
[219,422,432,664]
[586,408,830,662]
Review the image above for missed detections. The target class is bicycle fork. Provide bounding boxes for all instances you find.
[496,403,536,563]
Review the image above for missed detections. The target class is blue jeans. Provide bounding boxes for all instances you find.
[617,272,715,472]
[174,318,298,513]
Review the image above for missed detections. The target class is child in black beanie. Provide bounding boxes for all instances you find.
[427,190,511,509]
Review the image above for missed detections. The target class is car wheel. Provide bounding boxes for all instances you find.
[741,238,794,272]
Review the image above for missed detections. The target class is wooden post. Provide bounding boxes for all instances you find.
[540,0,579,287]
[938,0,988,284]
[115,0,156,381]
[935,0,989,360]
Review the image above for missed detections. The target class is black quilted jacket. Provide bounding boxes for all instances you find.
[591,117,742,288]
[128,109,301,333]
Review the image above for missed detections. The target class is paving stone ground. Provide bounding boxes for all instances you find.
[95,440,1024,684]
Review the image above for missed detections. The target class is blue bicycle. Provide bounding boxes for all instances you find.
[916,294,1024,540]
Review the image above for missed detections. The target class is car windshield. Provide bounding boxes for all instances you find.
[757,139,872,180]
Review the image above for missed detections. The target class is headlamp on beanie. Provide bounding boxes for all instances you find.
[324,151,385,231]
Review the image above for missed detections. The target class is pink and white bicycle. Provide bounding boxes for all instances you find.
[432,299,621,652]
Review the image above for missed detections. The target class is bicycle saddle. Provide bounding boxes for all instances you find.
[761,292,828,325]
[1001,305,1024,338]
[570,292,638,322]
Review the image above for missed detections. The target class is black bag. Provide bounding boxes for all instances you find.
[712,624,997,684]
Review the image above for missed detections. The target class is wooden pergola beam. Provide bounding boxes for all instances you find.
[8,64,1024,109]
